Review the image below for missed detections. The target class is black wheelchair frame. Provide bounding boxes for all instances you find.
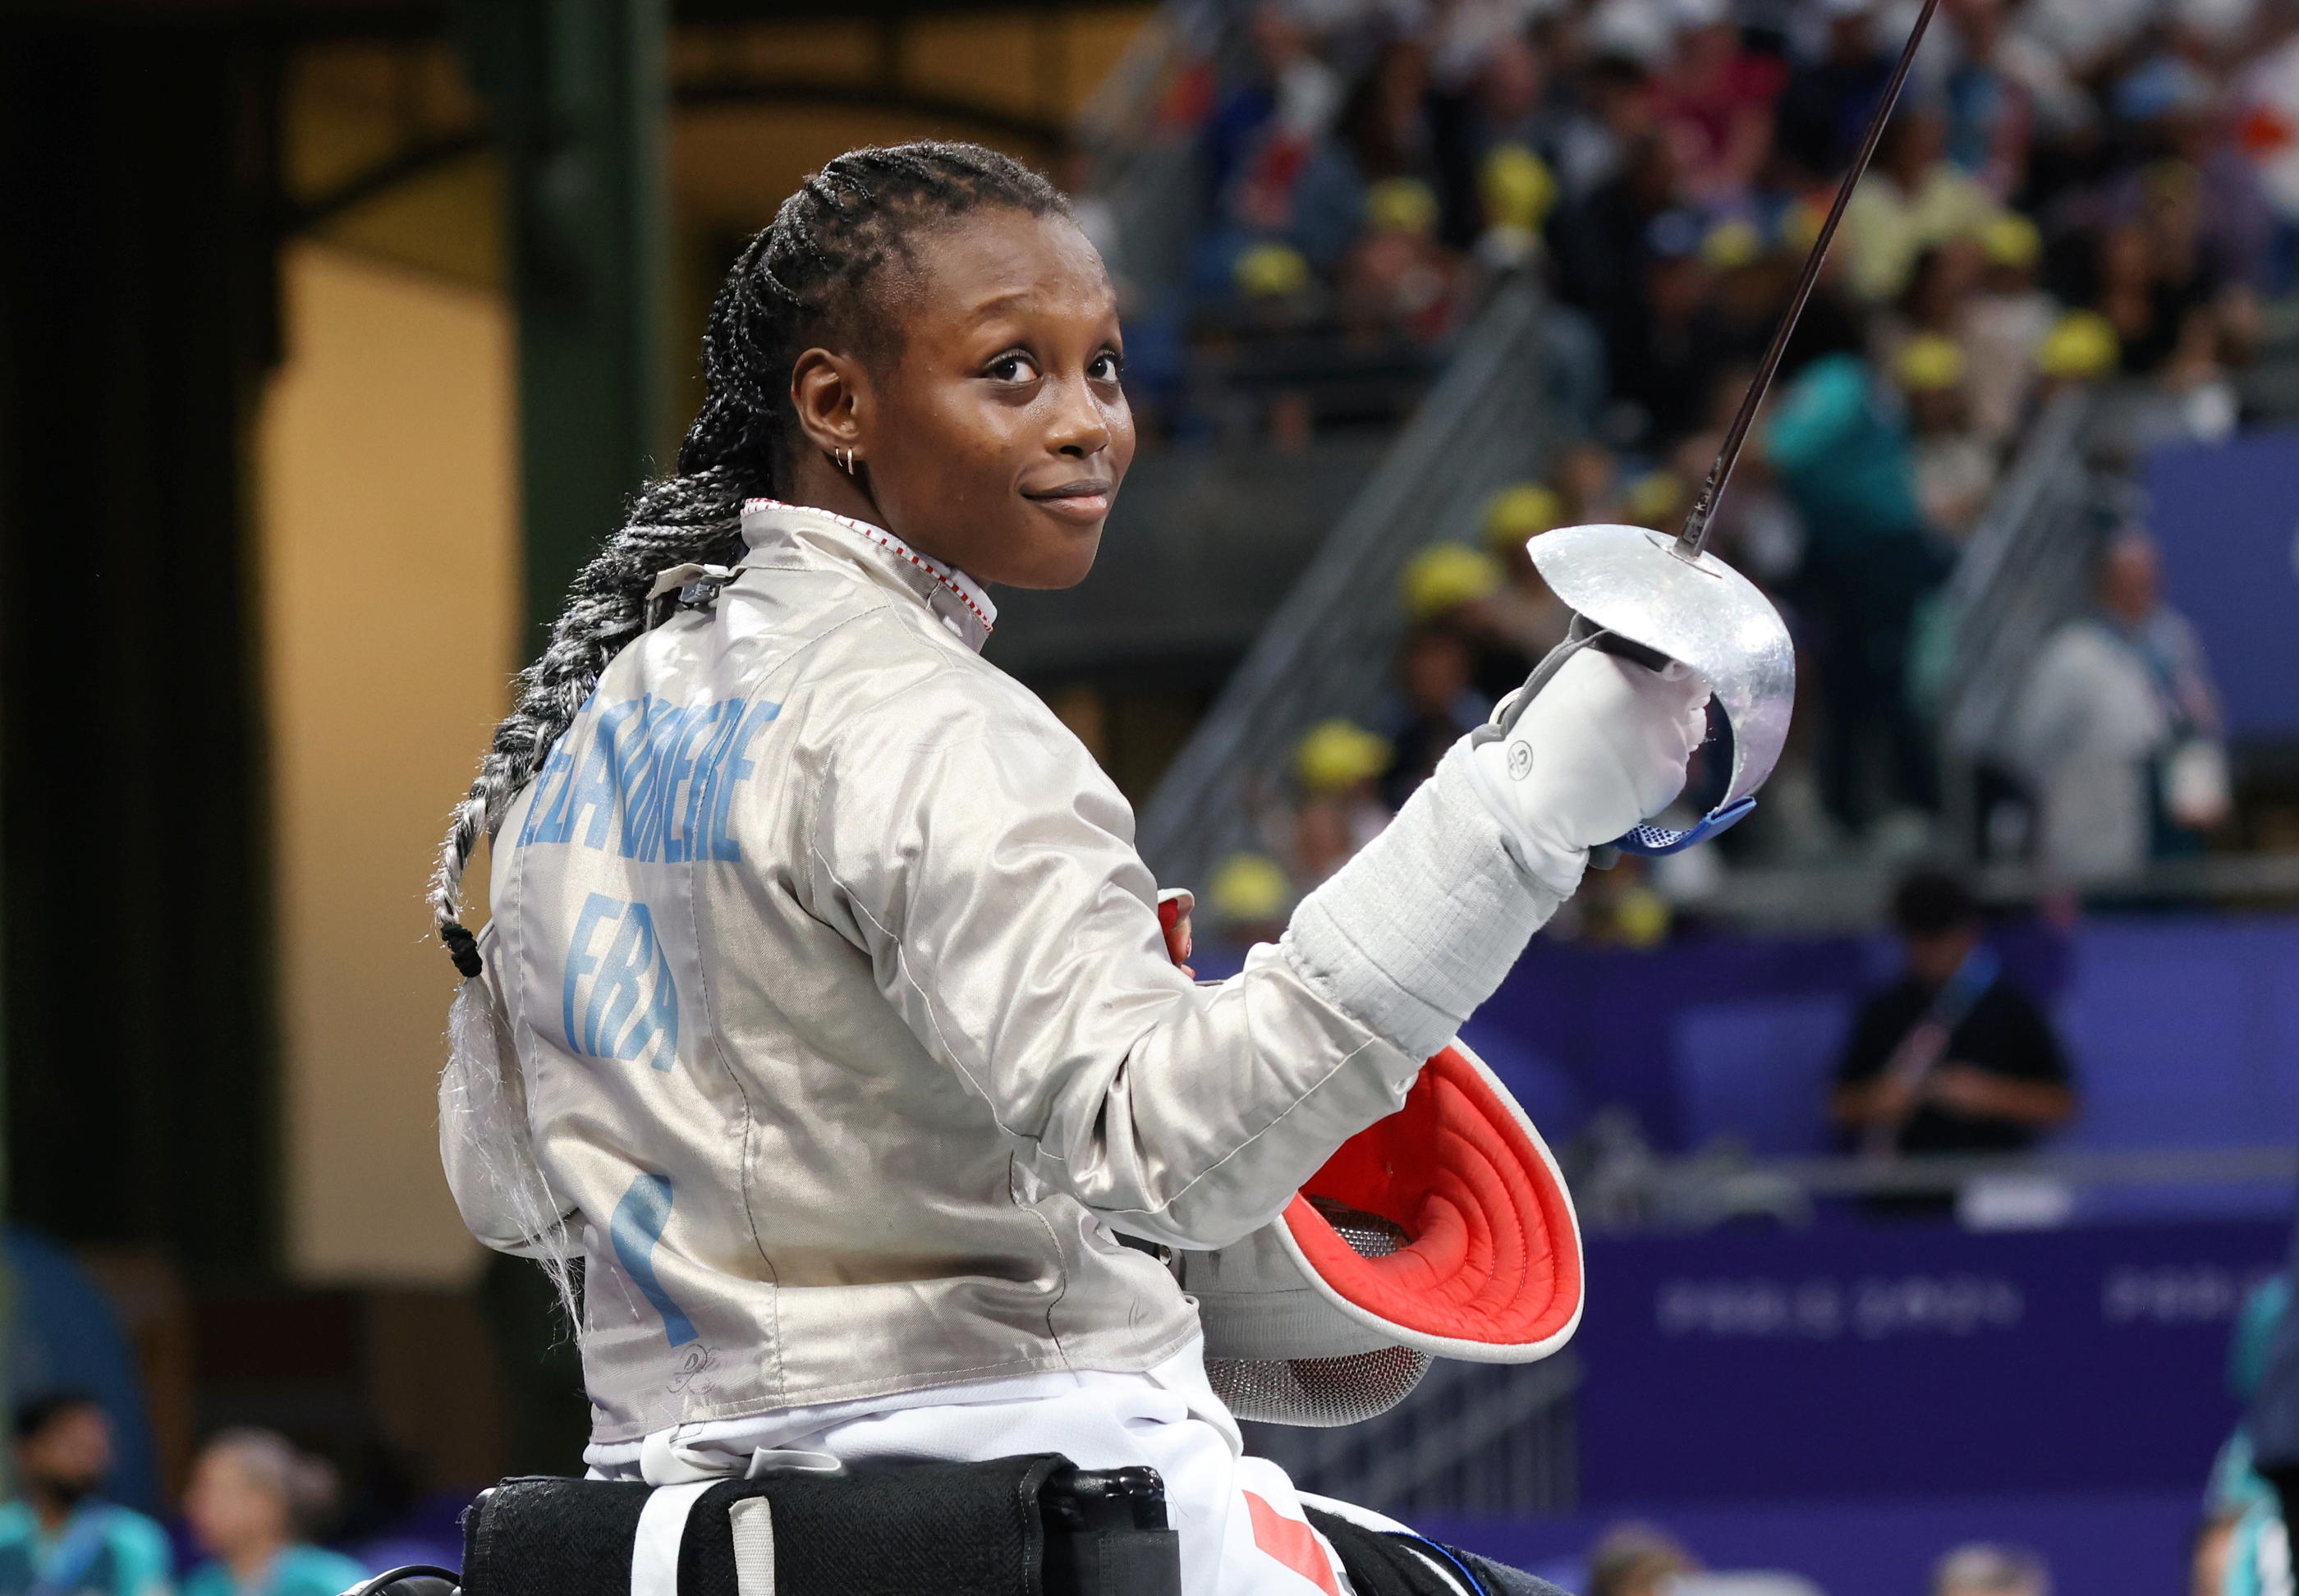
[339,1465,1182,1596]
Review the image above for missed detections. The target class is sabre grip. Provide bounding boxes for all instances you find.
[1584,633,1673,869]
[1500,620,1677,871]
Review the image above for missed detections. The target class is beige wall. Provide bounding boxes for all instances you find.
[259,241,516,1283]
[259,12,1149,1284]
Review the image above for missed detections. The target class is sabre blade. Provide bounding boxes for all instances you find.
[1674,0,1943,562]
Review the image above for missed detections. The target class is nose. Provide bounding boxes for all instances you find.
[1046,372,1113,459]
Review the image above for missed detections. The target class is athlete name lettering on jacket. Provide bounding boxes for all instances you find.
[519,694,780,862]
[562,892,680,1070]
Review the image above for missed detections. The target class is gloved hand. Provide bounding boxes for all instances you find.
[1466,648,1711,891]
[1279,646,1709,1061]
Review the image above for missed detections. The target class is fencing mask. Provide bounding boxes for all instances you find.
[1177,1039,1583,1426]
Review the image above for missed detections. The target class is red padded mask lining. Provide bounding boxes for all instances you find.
[1282,1045,1581,1346]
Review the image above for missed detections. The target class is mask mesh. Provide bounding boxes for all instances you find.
[1204,1199,1432,1427]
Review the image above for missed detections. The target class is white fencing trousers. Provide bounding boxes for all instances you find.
[585,1337,1421,1596]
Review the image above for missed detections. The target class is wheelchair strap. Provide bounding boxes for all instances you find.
[728,1499,776,1596]
[631,1431,845,1596]
[632,1482,717,1596]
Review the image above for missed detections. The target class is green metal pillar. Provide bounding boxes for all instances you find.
[467,0,672,648]
[462,0,670,1462]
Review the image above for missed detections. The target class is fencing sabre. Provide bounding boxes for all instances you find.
[1505,0,1943,859]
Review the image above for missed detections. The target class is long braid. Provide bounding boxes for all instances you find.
[429,141,1067,971]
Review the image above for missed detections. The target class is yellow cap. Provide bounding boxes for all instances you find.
[2040,310,2120,379]
[1481,482,1566,550]
[1980,210,2041,269]
[1614,885,1672,948]
[1480,144,1558,232]
[1295,718,1393,793]
[1700,218,1764,272]
[2142,158,2201,203]
[1236,241,1310,300]
[1896,333,1967,392]
[1367,177,1440,236]
[1627,470,1685,529]
[1400,542,1503,620]
[1207,851,1292,924]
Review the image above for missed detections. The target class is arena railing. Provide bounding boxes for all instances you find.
[1241,1352,1582,1519]
[1136,277,1569,893]
[1755,1145,2299,1198]
[1935,384,2111,791]
[1572,1131,2297,1234]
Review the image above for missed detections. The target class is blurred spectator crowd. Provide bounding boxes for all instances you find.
[1531,1518,2053,1596]
[1,1395,369,1596]
[1172,0,2276,938]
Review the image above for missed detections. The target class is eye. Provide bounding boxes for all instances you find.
[986,352,1041,383]
[1089,350,1126,383]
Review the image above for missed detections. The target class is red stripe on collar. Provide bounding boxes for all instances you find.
[741,498,994,635]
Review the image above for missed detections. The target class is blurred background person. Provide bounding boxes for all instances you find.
[1613,208,1740,449]
[181,1431,363,1596]
[1398,539,1533,701]
[0,1396,169,1596]
[1833,869,2075,1169]
[2193,1273,2290,1596]
[1961,211,2056,447]
[1342,176,1464,345]
[1477,481,1575,660]
[1775,0,1894,183]
[1585,1522,1700,1596]
[1655,0,1787,204]
[2232,1204,2299,1586]
[1201,851,1294,957]
[2007,527,2229,886]
[1931,1543,2052,1596]
[1898,332,1998,539]
[1764,288,1953,841]
[1283,718,1394,886]
[1383,621,1492,809]
[1841,103,1996,305]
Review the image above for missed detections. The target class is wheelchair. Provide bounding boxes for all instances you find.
[341,1457,1180,1596]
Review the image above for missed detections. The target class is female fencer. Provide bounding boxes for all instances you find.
[429,141,1706,1596]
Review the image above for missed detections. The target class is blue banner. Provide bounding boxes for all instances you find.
[1575,1218,2288,1503]
[2145,430,2299,741]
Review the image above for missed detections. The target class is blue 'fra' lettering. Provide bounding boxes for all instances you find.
[560,892,679,1070]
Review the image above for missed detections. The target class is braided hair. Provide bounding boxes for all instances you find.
[428,142,1068,973]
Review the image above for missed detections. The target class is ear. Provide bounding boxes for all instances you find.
[790,346,872,459]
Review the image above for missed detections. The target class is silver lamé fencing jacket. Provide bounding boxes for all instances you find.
[451,501,1429,1446]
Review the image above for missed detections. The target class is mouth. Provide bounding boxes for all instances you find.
[1021,479,1116,522]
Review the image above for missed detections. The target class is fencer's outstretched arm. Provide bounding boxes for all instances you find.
[804,653,1705,1253]
[1296,650,1709,1052]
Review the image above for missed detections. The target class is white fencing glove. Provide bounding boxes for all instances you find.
[1466,649,1712,895]
[1281,647,1708,1060]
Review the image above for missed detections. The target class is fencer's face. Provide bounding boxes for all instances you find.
[828,209,1134,589]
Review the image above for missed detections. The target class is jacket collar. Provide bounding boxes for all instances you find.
[738,498,996,654]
